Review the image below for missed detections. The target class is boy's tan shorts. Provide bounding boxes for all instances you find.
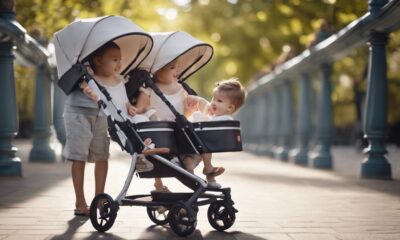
[63,113,110,162]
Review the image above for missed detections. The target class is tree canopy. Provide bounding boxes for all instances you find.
[13,0,400,126]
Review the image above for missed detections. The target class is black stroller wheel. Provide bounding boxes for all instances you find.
[168,203,197,237]
[90,193,118,232]
[146,206,169,225]
[207,200,236,231]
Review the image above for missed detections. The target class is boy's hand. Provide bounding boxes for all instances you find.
[126,103,137,116]
[80,82,99,102]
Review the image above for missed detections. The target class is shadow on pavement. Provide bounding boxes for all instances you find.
[232,171,400,197]
[83,232,125,240]
[51,216,125,240]
[0,161,71,209]
[204,230,268,239]
[132,225,268,240]
[49,216,89,240]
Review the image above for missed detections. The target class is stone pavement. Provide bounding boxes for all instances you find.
[0,140,399,240]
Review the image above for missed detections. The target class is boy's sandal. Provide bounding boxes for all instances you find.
[74,206,90,216]
[203,167,225,177]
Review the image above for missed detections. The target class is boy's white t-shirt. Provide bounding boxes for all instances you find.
[140,87,186,121]
[102,78,149,123]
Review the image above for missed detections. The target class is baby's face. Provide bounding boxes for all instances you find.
[155,61,179,84]
[210,90,235,116]
[96,48,122,77]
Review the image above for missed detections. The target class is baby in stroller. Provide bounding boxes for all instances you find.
[189,78,246,122]
[133,58,229,190]
[131,33,243,190]
[185,78,246,187]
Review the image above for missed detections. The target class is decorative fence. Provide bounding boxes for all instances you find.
[0,2,65,176]
[237,0,400,180]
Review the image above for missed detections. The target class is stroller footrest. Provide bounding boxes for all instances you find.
[151,192,193,202]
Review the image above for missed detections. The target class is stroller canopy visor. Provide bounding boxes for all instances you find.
[54,15,153,79]
[139,31,213,81]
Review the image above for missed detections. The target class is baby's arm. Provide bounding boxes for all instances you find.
[183,95,199,117]
[197,97,210,113]
[184,95,210,118]
[134,91,151,114]
[126,102,137,116]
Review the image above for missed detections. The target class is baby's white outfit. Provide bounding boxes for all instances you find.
[140,87,187,121]
[102,78,153,123]
[189,111,234,122]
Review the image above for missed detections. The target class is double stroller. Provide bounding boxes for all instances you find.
[54,16,242,237]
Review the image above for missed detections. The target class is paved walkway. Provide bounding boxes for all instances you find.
[0,140,399,240]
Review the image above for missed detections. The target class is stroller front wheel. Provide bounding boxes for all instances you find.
[168,203,197,237]
[90,193,118,232]
[146,206,169,225]
[207,200,236,231]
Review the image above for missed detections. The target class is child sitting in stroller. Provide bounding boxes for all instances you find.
[185,78,246,188]
[189,78,246,121]
[133,59,203,192]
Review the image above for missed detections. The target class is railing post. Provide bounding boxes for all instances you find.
[257,93,271,155]
[312,63,333,169]
[270,87,281,158]
[29,66,56,162]
[0,0,22,176]
[360,0,391,179]
[254,93,268,154]
[277,80,293,161]
[264,93,274,156]
[242,94,254,150]
[293,72,311,165]
[361,29,391,179]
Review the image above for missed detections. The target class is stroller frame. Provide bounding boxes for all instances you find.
[83,70,238,237]
[54,21,239,236]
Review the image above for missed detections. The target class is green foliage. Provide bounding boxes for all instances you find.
[14,66,34,121]
[12,0,400,126]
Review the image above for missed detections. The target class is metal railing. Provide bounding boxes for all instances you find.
[0,2,65,176]
[238,0,399,179]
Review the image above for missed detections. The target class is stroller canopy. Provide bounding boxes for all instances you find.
[139,31,213,81]
[54,15,153,79]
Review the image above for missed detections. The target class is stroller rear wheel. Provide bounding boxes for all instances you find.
[168,203,197,237]
[90,193,118,232]
[146,206,169,225]
[207,200,236,231]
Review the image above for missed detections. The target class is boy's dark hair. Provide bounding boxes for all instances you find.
[88,41,120,72]
[214,78,246,112]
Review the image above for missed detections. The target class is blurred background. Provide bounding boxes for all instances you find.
[14,0,400,147]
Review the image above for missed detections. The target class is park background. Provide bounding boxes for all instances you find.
[13,0,400,147]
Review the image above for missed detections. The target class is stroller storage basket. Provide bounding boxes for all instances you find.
[136,121,178,153]
[176,120,242,154]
